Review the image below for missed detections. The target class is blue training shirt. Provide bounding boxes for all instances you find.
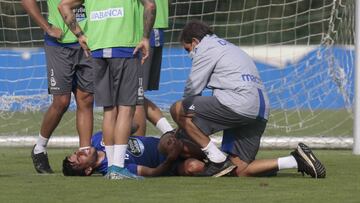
[91,132,167,176]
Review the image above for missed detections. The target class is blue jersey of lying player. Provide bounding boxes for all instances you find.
[91,131,167,176]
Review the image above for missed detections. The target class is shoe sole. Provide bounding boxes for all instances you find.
[297,143,318,178]
[108,172,143,180]
[212,165,237,178]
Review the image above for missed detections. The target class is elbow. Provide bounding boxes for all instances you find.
[57,4,65,14]
[145,1,156,13]
[57,1,71,14]
[20,0,29,10]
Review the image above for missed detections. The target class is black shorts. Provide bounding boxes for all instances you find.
[141,46,163,91]
[182,96,267,163]
[93,57,144,107]
[45,44,95,94]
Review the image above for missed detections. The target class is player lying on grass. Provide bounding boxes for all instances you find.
[62,130,207,177]
[168,130,326,178]
[63,128,326,178]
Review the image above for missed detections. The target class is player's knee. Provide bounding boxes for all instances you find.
[235,168,252,177]
[184,158,205,175]
[52,95,71,112]
[234,164,258,177]
[81,93,94,106]
[76,92,94,108]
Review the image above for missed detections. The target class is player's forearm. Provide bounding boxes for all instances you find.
[21,0,51,32]
[58,0,84,37]
[138,159,173,176]
[141,0,156,39]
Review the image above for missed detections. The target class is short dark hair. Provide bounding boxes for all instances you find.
[62,157,86,176]
[158,129,177,155]
[179,20,213,44]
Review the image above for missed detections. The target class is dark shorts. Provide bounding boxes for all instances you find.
[182,96,267,163]
[93,57,144,107]
[44,44,95,94]
[221,124,265,163]
[142,46,163,91]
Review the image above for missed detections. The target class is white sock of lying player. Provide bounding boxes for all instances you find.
[202,141,227,163]
[277,156,298,170]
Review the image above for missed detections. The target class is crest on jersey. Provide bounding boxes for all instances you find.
[74,5,86,22]
[127,137,144,157]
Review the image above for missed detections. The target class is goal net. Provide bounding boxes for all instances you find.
[0,0,355,148]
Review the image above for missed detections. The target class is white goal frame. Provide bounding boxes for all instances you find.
[353,0,360,154]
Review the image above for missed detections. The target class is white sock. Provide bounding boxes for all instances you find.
[34,134,49,154]
[156,117,174,134]
[105,145,114,167]
[201,141,227,163]
[113,144,127,168]
[277,156,298,170]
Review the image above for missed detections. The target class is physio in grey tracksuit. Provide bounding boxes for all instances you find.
[170,20,270,176]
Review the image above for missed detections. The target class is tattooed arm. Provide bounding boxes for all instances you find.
[58,0,90,56]
[58,0,84,36]
[133,0,156,64]
[141,0,156,39]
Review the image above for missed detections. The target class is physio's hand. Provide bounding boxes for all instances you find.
[133,38,150,65]
[46,26,63,40]
[78,35,91,57]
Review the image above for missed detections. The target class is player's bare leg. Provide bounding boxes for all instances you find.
[144,98,173,134]
[102,106,116,171]
[108,105,143,180]
[74,88,94,148]
[133,105,146,136]
[171,100,236,177]
[229,156,279,177]
[31,94,70,174]
[40,94,71,140]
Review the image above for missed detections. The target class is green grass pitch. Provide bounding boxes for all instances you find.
[0,148,359,203]
[0,109,353,137]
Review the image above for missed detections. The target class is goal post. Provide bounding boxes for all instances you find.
[0,0,357,149]
[354,0,360,154]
